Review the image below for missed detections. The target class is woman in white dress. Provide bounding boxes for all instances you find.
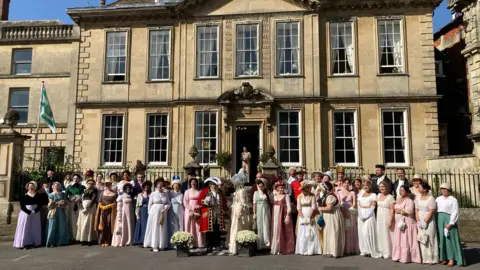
[252,177,271,250]
[415,182,439,264]
[376,181,395,259]
[143,179,171,252]
[76,179,97,245]
[295,180,322,256]
[357,177,381,258]
[228,169,251,255]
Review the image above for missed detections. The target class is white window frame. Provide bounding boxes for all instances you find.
[146,114,169,166]
[148,29,171,81]
[101,114,124,166]
[435,60,444,77]
[377,19,405,74]
[9,88,29,124]
[381,109,409,167]
[196,25,220,78]
[12,49,32,75]
[329,21,355,75]
[333,110,358,166]
[236,24,260,77]
[277,110,302,166]
[276,21,301,76]
[104,31,128,82]
[194,111,218,165]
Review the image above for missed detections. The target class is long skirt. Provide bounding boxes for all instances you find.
[97,208,114,245]
[133,204,148,245]
[13,206,42,248]
[66,200,81,241]
[437,213,465,266]
[418,211,439,264]
[111,205,135,247]
[46,208,69,247]
[39,205,48,245]
[323,208,345,257]
[255,202,271,250]
[295,220,322,255]
[76,201,97,242]
[167,205,184,249]
[357,216,381,258]
[143,204,169,249]
[344,211,359,255]
[392,215,421,263]
[376,206,394,258]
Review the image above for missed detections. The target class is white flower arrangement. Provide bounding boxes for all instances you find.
[235,230,258,245]
[170,231,195,247]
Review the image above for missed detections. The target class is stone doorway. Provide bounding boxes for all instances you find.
[234,124,261,184]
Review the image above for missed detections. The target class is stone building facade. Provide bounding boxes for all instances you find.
[63,0,442,176]
[0,17,80,168]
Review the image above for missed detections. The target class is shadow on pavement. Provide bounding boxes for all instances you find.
[464,243,480,266]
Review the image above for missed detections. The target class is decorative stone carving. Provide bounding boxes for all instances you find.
[193,105,220,111]
[218,82,275,131]
[100,108,127,114]
[279,103,304,110]
[145,107,172,113]
[2,109,20,134]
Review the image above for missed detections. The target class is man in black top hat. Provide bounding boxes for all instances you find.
[38,166,55,193]
[371,164,393,194]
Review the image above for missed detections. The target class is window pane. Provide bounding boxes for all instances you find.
[14,63,31,74]
[197,26,219,77]
[378,20,403,73]
[330,22,354,75]
[333,111,356,164]
[194,112,217,164]
[10,90,29,106]
[105,32,127,82]
[102,115,124,164]
[277,22,300,75]
[382,110,407,164]
[278,111,301,164]
[14,50,32,62]
[147,114,169,163]
[237,24,259,76]
[149,30,171,80]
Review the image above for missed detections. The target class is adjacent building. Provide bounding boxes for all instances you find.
[0,4,80,168]
[64,0,441,176]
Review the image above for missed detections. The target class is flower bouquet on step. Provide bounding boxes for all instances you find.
[235,230,257,257]
[170,231,195,248]
[235,230,257,246]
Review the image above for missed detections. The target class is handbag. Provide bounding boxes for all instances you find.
[397,217,406,231]
[417,229,429,244]
[317,215,325,228]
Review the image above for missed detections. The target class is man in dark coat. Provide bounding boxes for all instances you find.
[393,168,410,199]
[371,164,393,194]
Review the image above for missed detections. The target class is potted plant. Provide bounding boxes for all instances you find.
[215,151,232,168]
[235,230,257,257]
[170,231,194,257]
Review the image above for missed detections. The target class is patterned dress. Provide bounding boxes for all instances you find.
[95,192,117,246]
[76,188,97,242]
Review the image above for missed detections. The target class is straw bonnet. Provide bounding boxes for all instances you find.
[301,180,316,190]
[336,166,345,174]
[439,182,451,191]
[311,171,323,179]
[86,178,95,185]
[104,179,113,184]
[25,181,37,190]
[412,174,423,181]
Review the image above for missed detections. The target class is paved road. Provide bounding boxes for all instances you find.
[0,241,479,270]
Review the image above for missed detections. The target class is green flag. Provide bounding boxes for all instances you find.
[40,83,56,133]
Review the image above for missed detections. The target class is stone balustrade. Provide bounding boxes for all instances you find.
[0,24,79,42]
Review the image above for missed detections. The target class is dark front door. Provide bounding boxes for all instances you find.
[235,125,260,184]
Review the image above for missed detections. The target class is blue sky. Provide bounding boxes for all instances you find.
[9,0,453,32]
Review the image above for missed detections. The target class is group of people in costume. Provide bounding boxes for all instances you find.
[12,163,466,266]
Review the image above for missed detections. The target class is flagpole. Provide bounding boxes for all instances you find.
[33,81,44,171]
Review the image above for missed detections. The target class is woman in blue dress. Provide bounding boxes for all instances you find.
[167,177,184,249]
[46,182,69,247]
[133,181,152,245]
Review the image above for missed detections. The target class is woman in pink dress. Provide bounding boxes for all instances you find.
[270,179,295,255]
[339,179,359,255]
[183,178,205,248]
[111,183,135,247]
[392,185,421,264]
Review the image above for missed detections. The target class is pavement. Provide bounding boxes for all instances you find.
[0,242,479,270]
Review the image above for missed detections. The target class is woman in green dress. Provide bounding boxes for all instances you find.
[46,182,69,247]
[435,182,466,267]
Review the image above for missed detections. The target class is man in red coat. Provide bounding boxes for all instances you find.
[198,177,228,252]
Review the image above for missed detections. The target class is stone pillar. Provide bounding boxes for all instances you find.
[0,132,30,224]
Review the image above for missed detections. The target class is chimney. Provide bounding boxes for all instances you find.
[0,0,10,21]
[100,0,106,6]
